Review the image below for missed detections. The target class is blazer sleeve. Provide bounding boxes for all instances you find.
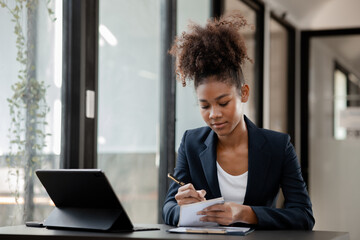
[251,135,315,230]
[162,131,191,226]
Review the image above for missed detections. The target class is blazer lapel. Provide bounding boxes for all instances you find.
[199,130,222,198]
[197,117,272,202]
[243,116,271,205]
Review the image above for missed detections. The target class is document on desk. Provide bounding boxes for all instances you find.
[168,226,253,235]
[178,197,225,227]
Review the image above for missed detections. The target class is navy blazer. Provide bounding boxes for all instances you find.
[162,116,315,229]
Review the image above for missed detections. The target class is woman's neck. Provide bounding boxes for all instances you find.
[217,117,248,149]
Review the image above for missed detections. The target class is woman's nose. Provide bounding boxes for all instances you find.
[209,106,222,119]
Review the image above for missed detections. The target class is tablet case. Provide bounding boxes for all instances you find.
[36,169,134,232]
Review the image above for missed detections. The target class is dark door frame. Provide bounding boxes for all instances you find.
[300,28,360,186]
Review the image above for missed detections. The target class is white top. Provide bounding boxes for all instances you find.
[216,161,248,204]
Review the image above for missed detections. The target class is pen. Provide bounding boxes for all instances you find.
[167,173,185,186]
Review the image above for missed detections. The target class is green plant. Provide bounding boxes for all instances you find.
[0,0,56,223]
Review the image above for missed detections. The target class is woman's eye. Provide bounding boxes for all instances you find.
[219,101,229,107]
[200,105,209,109]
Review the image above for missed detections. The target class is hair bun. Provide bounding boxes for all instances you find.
[170,12,252,87]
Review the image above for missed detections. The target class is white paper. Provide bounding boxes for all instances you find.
[178,197,225,227]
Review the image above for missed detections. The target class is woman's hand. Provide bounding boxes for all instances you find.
[175,183,206,206]
[197,202,258,225]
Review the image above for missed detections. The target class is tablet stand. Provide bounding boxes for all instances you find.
[44,207,134,231]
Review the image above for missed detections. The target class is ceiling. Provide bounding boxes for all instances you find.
[266,0,360,29]
[225,0,360,73]
[266,0,333,24]
[266,0,360,73]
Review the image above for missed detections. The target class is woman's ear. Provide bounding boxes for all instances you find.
[241,84,250,103]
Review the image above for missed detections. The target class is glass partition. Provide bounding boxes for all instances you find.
[269,18,288,133]
[98,0,160,223]
[0,0,62,226]
[224,0,259,125]
[175,0,211,149]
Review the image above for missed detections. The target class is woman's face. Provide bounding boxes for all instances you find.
[196,76,249,137]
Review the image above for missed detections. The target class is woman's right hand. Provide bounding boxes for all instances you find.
[175,183,206,206]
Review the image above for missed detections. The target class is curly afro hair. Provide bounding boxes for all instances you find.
[169,12,252,93]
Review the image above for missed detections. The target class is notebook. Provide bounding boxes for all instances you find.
[178,197,225,227]
[168,226,253,235]
[35,169,159,232]
[169,197,253,235]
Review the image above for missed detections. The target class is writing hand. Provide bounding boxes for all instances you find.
[175,183,206,206]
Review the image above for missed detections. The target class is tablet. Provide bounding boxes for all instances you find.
[36,169,158,232]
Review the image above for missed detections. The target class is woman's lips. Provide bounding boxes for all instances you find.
[211,122,227,129]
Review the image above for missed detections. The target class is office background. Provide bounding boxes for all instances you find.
[0,0,359,239]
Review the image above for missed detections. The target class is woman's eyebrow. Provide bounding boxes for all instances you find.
[215,93,230,101]
[198,93,230,102]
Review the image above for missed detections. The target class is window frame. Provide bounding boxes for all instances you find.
[157,0,177,223]
[61,0,99,169]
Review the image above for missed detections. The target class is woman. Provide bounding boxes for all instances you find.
[162,13,315,230]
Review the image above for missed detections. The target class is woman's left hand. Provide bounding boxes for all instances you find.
[197,202,258,226]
